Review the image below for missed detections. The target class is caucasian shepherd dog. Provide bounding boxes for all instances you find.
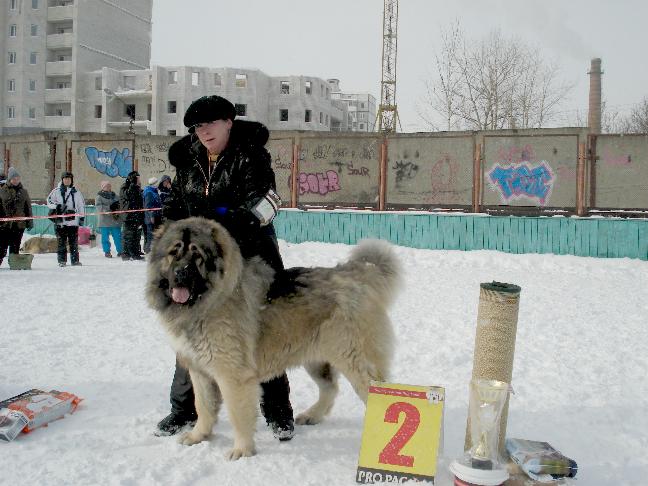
[146,217,401,460]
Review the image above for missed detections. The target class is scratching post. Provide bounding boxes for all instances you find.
[465,282,521,455]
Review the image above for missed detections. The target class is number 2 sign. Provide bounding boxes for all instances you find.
[357,382,445,484]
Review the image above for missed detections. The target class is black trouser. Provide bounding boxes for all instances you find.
[122,222,142,258]
[169,227,293,424]
[0,227,24,263]
[55,225,79,264]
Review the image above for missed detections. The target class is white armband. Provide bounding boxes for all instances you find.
[251,189,281,226]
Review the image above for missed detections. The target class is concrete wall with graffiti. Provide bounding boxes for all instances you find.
[297,135,381,207]
[267,137,294,207]
[482,134,580,207]
[134,136,178,184]
[3,134,55,199]
[386,134,474,208]
[594,134,648,209]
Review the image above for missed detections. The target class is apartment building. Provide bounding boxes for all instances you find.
[1,0,152,134]
[328,78,377,132]
[82,65,351,135]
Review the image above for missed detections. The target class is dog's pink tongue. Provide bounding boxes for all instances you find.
[171,287,190,304]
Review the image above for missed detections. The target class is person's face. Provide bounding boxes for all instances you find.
[9,176,20,186]
[194,119,232,154]
[163,180,172,189]
[136,176,141,186]
[104,183,112,192]
[63,176,72,186]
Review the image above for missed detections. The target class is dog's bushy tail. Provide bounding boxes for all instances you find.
[347,239,402,306]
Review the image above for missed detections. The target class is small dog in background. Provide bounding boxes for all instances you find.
[21,236,58,254]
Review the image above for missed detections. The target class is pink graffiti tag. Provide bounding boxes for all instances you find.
[298,170,341,195]
[497,144,536,164]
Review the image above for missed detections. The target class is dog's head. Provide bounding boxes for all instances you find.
[146,217,243,310]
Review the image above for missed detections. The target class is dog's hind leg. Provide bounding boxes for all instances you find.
[295,362,339,426]
[337,359,388,404]
[219,374,260,460]
[178,370,222,446]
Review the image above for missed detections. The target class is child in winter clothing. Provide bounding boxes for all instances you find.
[143,177,162,253]
[95,180,123,258]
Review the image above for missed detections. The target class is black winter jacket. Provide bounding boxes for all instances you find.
[164,120,282,269]
[119,173,144,225]
[0,182,33,230]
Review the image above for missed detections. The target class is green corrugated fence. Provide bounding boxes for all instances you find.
[27,205,648,260]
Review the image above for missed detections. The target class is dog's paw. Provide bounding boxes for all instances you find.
[295,413,322,426]
[224,445,256,461]
[178,430,208,446]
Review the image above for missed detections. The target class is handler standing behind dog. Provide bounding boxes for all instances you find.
[158,95,295,441]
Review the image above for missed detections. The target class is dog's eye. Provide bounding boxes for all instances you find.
[169,241,183,256]
[189,243,199,253]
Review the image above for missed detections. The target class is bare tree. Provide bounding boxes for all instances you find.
[627,97,648,133]
[571,99,648,134]
[420,25,573,131]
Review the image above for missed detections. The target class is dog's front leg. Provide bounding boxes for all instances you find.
[219,375,260,460]
[178,369,222,446]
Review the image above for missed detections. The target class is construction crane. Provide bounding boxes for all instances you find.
[376,0,400,133]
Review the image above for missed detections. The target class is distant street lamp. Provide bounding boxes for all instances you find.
[104,88,135,134]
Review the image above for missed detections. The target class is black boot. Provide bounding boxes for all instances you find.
[260,374,295,441]
[155,410,197,437]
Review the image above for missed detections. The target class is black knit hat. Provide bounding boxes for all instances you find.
[184,95,236,133]
[61,171,73,182]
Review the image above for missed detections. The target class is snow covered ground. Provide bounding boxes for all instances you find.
[1,239,647,485]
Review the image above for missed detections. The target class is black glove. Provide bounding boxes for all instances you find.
[26,220,34,231]
[216,208,260,242]
[109,201,120,211]
[56,204,63,214]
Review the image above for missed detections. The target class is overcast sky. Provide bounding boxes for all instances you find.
[151,0,648,132]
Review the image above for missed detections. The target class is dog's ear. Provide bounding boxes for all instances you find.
[153,223,166,240]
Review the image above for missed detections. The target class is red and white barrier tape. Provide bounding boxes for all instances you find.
[0,207,161,223]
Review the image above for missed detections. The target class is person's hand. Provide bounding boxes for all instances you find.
[56,204,63,214]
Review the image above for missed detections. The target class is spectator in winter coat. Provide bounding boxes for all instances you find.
[47,171,85,267]
[142,177,162,253]
[157,174,172,207]
[0,167,33,267]
[119,171,144,261]
[157,95,294,441]
[95,180,123,258]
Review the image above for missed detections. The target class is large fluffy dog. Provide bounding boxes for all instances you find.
[146,217,400,460]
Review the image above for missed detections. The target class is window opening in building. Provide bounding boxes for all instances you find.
[123,76,135,90]
[280,109,288,122]
[168,71,178,84]
[280,81,290,94]
[32,0,38,9]
[235,74,247,88]
[29,80,36,91]
[31,25,38,36]
[10,0,17,10]
[95,77,102,90]
[191,72,200,86]
[147,104,152,120]
[94,105,102,118]
[30,52,37,64]
[8,79,16,92]
[168,130,176,136]
[214,73,222,86]
[7,106,15,119]
[305,109,311,123]
[8,52,16,64]
[235,103,247,117]
[125,104,136,119]
[9,25,17,37]
[320,112,323,123]
[305,80,311,94]
[167,101,177,114]
[29,107,36,119]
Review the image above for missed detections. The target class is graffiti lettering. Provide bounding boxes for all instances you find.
[497,144,536,164]
[298,170,340,195]
[140,155,168,174]
[430,154,458,199]
[392,160,419,187]
[272,145,292,171]
[347,163,370,177]
[139,143,153,154]
[489,162,554,205]
[85,147,133,177]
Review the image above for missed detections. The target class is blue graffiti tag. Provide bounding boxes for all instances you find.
[85,147,133,177]
[488,162,554,205]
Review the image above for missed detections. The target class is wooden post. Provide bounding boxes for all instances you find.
[576,142,586,216]
[291,143,299,208]
[66,146,72,172]
[472,143,482,213]
[588,134,597,210]
[378,138,387,211]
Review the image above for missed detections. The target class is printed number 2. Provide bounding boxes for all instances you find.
[378,402,420,467]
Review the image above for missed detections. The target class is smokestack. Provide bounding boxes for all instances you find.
[587,58,602,134]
